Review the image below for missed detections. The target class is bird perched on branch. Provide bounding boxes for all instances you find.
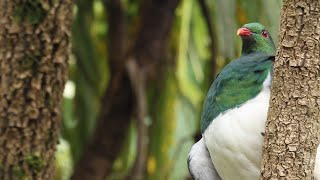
[187,22,320,180]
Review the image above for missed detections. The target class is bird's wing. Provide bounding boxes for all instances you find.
[201,53,274,133]
[187,138,221,180]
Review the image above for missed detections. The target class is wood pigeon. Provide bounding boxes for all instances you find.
[187,22,320,180]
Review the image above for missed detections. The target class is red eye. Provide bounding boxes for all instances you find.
[262,30,268,38]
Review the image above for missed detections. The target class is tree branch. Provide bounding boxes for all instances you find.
[105,0,127,73]
[126,0,180,179]
[125,59,148,180]
[71,0,130,179]
[198,0,218,78]
[71,0,181,179]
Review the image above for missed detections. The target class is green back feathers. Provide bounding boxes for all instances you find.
[200,23,276,133]
[201,53,274,133]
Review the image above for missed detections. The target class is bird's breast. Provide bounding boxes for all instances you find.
[203,74,271,180]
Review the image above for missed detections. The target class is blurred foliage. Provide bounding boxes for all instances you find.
[54,0,281,179]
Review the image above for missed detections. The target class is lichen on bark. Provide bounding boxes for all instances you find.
[0,0,73,179]
[12,0,47,25]
[261,0,320,179]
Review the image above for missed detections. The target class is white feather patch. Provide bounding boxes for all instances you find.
[203,73,320,180]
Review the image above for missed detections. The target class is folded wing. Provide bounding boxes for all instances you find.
[187,138,221,180]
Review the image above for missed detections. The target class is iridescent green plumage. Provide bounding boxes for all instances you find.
[200,23,276,133]
[241,23,276,55]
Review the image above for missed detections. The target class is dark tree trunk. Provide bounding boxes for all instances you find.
[71,0,180,179]
[0,0,73,179]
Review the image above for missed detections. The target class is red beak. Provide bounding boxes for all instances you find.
[237,27,252,36]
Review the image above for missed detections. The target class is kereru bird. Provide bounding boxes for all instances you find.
[187,22,320,180]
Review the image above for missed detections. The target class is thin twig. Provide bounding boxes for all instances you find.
[126,58,148,180]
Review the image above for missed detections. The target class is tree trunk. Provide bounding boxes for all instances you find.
[261,0,320,179]
[0,0,73,179]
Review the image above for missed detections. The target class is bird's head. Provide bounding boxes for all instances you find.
[237,22,276,55]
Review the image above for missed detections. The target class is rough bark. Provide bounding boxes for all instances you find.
[71,0,180,179]
[261,0,320,179]
[0,0,73,179]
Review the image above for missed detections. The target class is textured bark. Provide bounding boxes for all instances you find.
[261,0,320,179]
[71,0,180,179]
[0,0,73,179]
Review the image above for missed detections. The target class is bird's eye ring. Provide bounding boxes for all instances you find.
[262,30,268,38]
